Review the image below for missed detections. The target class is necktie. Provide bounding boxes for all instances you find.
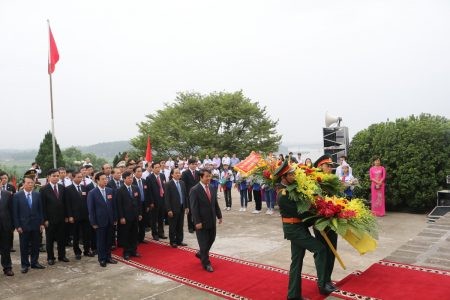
[138,180,144,202]
[53,184,59,198]
[62,180,65,187]
[116,181,120,188]
[128,186,133,197]
[192,170,196,181]
[156,175,164,197]
[77,185,81,194]
[26,193,32,208]
[205,184,211,202]
[101,189,106,201]
[175,181,183,204]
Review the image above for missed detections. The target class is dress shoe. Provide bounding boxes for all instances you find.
[152,235,159,241]
[325,282,338,290]
[4,269,14,276]
[140,240,149,244]
[204,264,214,272]
[39,246,46,253]
[106,258,118,264]
[84,252,95,257]
[131,252,142,257]
[21,267,29,274]
[123,255,130,261]
[195,252,201,259]
[158,235,168,239]
[145,227,151,232]
[75,254,82,260]
[318,284,336,295]
[188,229,194,233]
[47,259,55,266]
[58,257,70,262]
[170,243,178,248]
[10,248,16,252]
[177,242,187,246]
[99,261,107,267]
[111,245,117,251]
[31,263,45,269]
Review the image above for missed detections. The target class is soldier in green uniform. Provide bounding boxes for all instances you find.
[276,160,336,300]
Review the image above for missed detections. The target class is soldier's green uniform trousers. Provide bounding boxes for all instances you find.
[279,191,328,299]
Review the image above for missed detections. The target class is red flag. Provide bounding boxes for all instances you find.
[48,25,59,74]
[145,136,152,163]
[11,176,17,190]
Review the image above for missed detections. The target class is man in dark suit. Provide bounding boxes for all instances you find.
[165,168,188,248]
[0,184,14,276]
[41,169,69,265]
[117,171,142,260]
[13,176,45,274]
[0,173,16,194]
[146,162,167,241]
[0,172,16,253]
[87,172,117,267]
[133,166,150,244]
[181,158,199,233]
[65,171,94,259]
[190,168,222,272]
[107,167,123,248]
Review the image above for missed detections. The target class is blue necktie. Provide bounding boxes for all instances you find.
[128,187,132,197]
[26,193,32,208]
[175,181,183,204]
[138,180,144,202]
[101,189,106,202]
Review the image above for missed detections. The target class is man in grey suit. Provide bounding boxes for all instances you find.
[190,169,222,272]
[13,176,45,274]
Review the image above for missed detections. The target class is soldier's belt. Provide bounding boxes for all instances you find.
[281,217,302,224]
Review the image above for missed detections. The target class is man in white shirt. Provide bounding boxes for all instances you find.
[222,154,231,167]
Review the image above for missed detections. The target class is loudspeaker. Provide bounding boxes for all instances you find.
[325,112,342,127]
[323,127,349,164]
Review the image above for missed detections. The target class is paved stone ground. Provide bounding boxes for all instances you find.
[0,190,434,299]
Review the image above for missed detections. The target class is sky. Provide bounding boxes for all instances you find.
[1,0,449,150]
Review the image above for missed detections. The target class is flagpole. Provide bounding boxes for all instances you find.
[47,19,57,169]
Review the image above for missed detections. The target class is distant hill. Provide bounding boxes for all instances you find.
[77,141,133,160]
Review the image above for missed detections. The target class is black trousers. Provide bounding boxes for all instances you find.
[119,219,138,256]
[138,203,149,242]
[73,219,92,255]
[223,189,232,207]
[0,229,12,271]
[253,189,262,211]
[187,208,194,232]
[313,227,338,283]
[19,230,40,267]
[248,188,253,202]
[168,206,184,244]
[195,226,216,267]
[150,199,165,237]
[46,221,66,260]
[96,225,113,262]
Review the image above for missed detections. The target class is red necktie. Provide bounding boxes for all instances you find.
[205,184,211,202]
[156,175,164,197]
[192,170,196,180]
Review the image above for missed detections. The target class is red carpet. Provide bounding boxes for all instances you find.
[336,260,450,300]
[112,239,359,300]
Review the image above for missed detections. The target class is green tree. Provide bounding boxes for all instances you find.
[35,131,65,175]
[131,91,282,158]
[62,147,108,171]
[349,114,450,212]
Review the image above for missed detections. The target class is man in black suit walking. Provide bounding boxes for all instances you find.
[117,171,142,260]
[0,183,14,276]
[65,171,94,259]
[40,169,69,265]
[146,162,167,240]
[190,169,222,272]
[165,168,188,248]
[13,176,45,273]
[181,158,199,233]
